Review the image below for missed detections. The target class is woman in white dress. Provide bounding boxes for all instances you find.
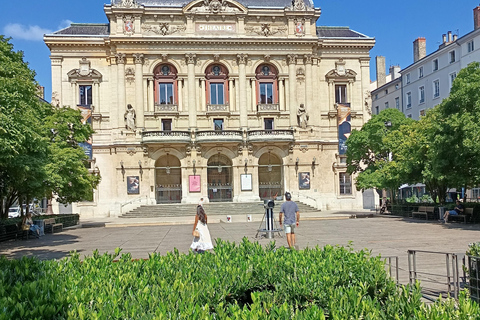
[190,205,213,253]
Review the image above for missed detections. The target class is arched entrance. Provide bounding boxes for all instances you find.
[207,154,233,202]
[258,152,283,200]
[155,155,182,203]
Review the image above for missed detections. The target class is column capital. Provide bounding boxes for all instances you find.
[287,54,298,65]
[115,53,126,64]
[236,53,248,65]
[133,53,144,64]
[185,53,197,64]
[304,54,313,64]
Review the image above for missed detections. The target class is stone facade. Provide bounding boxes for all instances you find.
[44,0,375,217]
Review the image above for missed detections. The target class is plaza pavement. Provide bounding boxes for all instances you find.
[1,210,479,298]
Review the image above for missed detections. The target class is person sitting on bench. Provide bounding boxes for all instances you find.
[443,199,464,223]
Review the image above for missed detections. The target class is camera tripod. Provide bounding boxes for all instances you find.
[255,200,283,239]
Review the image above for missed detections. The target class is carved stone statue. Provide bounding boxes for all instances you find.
[124,104,136,131]
[51,91,60,107]
[297,103,309,129]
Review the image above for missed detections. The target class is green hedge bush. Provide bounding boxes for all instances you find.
[0,239,478,319]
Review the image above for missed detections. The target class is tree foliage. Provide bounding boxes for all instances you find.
[346,62,480,204]
[0,36,99,219]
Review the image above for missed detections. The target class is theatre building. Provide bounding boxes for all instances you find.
[44,0,375,217]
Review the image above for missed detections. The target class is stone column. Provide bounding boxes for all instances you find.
[93,80,100,112]
[229,79,235,111]
[116,53,126,129]
[250,78,256,112]
[178,78,183,112]
[147,78,154,112]
[279,78,285,111]
[186,53,197,129]
[133,53,145,128]
[71,80,77,108]
[201,79,206,112]
[288,54,297,127]
[237,54,248,129]
[304,54,313,112]
[50,56,63,105]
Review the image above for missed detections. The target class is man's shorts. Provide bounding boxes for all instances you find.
[448,210,459,216]
[284,223,296,234]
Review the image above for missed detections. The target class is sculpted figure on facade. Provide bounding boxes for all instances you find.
[297,103,309,129]
[51,91,60,107]
[124,104,136,131]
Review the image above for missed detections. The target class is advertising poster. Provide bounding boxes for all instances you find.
[189,175,201,192]
[299,172,310,189]
[127,176,140,194]
[337,103,351,155]
[241,174,252,191]
[77,105,93,159]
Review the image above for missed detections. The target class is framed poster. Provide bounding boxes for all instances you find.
[241,174,252,191]
[127,176,140,194]
[299,172,310,190]
[189,175,201,192]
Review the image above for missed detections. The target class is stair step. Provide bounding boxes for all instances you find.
[120,201,319,218]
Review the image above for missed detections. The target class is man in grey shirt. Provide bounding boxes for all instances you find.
[279,192,300,249]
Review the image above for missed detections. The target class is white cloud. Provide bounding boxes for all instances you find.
[58,20,73,30]
[3,23,52,41]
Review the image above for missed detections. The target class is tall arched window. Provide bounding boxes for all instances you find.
[153,64,178,105]
[205,64,229,106]
[256,64,278,105]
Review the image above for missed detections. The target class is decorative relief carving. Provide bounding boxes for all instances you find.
[304,54,313,64]
[189,0,240,13]
[236,53,248,65]
[67,58,102,81]
[294,18,305,37]
[293,0,306,11]
[264,54,271,62]
[364,90,372,115]
[213,54,220,62]
[244,24,287,37]
[287,54,298,65]
[125,67,135,84]
[123,15,135,35]
[133,53,144,64]
[142,23,186,35]
[185,53,197,64]
[115,53,126,64]
[114,0,140,8]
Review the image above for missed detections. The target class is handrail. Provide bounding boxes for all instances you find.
[120,195,149,209]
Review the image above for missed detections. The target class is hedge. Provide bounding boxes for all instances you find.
[0,239,479,319]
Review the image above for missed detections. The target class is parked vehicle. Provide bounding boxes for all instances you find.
[8,207,21,218]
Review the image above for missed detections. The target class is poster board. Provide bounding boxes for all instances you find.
[241,174,252,191]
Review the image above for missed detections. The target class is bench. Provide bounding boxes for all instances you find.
[44,218,63,233]
[411,206,435,220]
[450,207,474,223]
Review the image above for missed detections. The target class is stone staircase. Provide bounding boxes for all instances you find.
[119,201,320,218]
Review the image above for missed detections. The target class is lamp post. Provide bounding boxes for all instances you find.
[381,120,392,211]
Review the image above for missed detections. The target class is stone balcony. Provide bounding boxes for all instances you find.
[155,104,178,114]
[247,129,294,143]
[142,130,191,144]
[207,104,230,115]
[195,130,243,144]
[257,103,279,113]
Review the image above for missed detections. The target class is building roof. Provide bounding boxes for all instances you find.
[317,26,371,39]
[110,0,314,8]
[53,24,110,36]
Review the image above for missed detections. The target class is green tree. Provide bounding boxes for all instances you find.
[426,62,480,202]
[346,108,414,202]
[0,36,99,219]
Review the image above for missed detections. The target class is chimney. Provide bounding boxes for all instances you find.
[376,56,386,87]
[389,65,401,80]
[453,34,458,41]
[448,31,452,42]
[474,4,480,30]
[413,37,426,62]
[442,34,447,43]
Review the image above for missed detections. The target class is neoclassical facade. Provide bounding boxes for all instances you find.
[44,0,375,217]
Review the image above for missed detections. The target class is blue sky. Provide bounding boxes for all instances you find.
[1,0,478,102]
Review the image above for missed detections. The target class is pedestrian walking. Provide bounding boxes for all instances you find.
[190,204,213,253]
[279,192,300,249]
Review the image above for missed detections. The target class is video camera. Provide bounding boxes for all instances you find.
[263,199,275,209]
